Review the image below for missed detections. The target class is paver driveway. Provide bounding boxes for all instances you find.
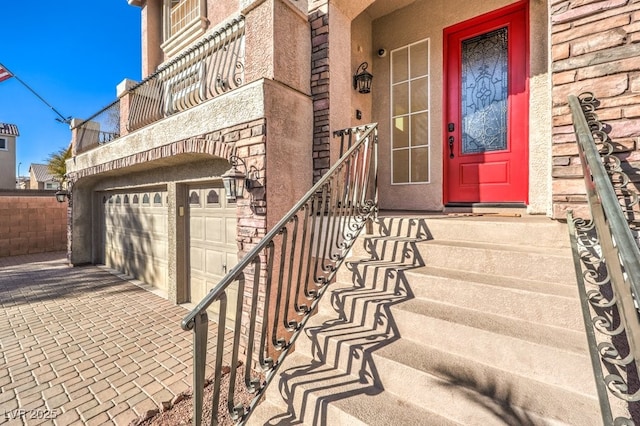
[0,252,223,425]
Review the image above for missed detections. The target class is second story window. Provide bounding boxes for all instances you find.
[0,138,6,150]
[169,0,200,38]
[162,0,207,58]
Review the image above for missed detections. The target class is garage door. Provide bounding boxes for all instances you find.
[188,183,238,322]
[102,189,169,292]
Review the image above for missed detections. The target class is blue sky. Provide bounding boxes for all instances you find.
[1,2,142,178]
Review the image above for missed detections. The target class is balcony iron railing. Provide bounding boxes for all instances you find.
[181,124,378,425]
[567,92,640,425]
[73,16,245,150]
[73,100,121,153]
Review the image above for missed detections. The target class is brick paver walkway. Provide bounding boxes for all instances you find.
[0,252,225,425]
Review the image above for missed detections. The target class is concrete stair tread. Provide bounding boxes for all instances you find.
[372,339,599,425]
[393,306,593,394]
[302,304,592,393]
[376,337,595,399]
[373,215,572,248]
[353,237,576,283]
[416,238,571,256]
[323,276,585,351]
[340,258,580,295]
[363,235,571,256]
[395,297,589,355]
[262,351,460,426]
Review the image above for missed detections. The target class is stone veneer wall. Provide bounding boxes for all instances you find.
[310,3,331,182]
[551,0,640,218]
[0,192,67,258]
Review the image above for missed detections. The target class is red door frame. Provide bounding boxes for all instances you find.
[443,0,530,204]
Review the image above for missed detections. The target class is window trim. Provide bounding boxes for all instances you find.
[0,138,7,151]
[161,0,207,58]
[390,38,431,186]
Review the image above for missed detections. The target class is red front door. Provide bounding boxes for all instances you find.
[444,1,529,204]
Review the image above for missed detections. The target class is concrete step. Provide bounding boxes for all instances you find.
[333,261,583,332]
[337,260,580,295]
[318,279,588,355]
[351,238,576,283]
[298,301,593,399]
[255,351,454,426]
[372,339,600,426]
[284,310,598,425]
[392,299,594,390]
[373,215,571,248]
[248,215,596,425]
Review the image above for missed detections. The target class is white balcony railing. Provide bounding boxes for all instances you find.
[73,16,245,152]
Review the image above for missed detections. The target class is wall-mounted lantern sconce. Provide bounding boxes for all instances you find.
[55,190,70,203]
[222,155,260,202]
[353,62,373,94]
[54,177,72,204]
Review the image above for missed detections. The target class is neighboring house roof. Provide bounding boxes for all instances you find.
[0,123,19,137]
[30,163,56,183]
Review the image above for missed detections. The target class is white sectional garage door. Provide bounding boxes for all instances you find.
[188,183,238,321]
[102,189,169,292]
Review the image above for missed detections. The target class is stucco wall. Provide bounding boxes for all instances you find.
[0,192,67,258]
[0,136,16,190]
[550,0,640,219]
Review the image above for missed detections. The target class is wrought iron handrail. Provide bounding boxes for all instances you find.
[568,93,640,425]
[72,16,245,147]
[181,124,378,425]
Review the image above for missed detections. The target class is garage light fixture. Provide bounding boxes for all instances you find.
[54,177,73,204]
[55,190,70,203]
[353,62,373,94]
[223,155,258,201]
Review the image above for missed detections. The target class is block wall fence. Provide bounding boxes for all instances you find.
[0,191,68,258]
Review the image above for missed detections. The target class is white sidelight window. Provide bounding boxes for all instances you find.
[391,39,430,184]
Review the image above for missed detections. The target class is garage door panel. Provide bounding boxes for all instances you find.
[102,189,168,292]
[191,276,206,302]
[191,246,204,270]
[189,184,238,325]
[225,217,236,244]
[205,217,223,242]
[205,249,224,276]
[191,216,205,241]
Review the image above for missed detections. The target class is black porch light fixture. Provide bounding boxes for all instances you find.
[222,155,248,201]
[353,62,373,94]
[55,189,70,203]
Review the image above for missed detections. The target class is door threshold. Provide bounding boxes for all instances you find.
[444,203,527,215]
[445,203,526,208]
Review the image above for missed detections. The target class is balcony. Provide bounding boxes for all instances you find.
[72,16,245,155]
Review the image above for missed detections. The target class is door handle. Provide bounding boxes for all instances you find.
[448,136,455,159]
[222,263,227,274]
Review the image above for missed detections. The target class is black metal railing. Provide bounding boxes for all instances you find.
[568,92,640,425]
[73,100,121,153]
[73,16,245,148]
[181,124,378,425]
